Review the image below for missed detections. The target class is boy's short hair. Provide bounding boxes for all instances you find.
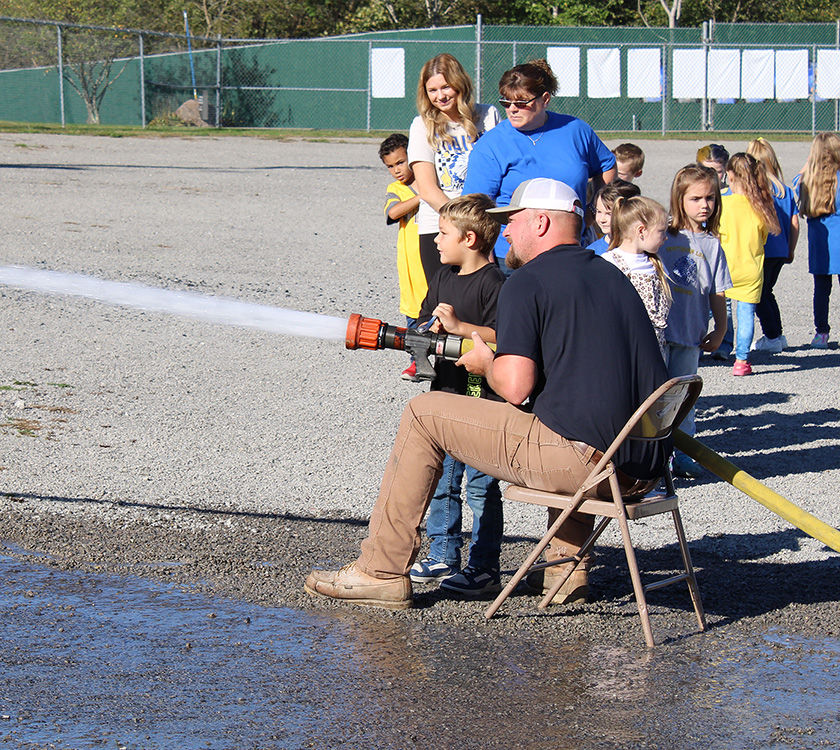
[438,193,500,256]
[593,179,641,211]
[379,133,409,160]
[612,143,645,174]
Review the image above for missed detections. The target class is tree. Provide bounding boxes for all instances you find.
[61,27,134,124]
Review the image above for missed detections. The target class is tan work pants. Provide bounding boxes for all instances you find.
[357,391,598,578]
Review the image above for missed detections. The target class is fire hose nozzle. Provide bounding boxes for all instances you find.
[345,313,494,382]
[345,313,388,350]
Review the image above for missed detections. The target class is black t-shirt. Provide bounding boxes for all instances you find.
[496,245,670,479]
[419,263,506,400]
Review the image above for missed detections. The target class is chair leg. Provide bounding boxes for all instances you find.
[671,508,707,632]
[484,510,570,618]
[538,516,611,609]
[615,509,656,648]
[484,488,593,619]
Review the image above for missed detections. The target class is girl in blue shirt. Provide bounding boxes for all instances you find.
[746,138,800,353]
[794,132,840,349]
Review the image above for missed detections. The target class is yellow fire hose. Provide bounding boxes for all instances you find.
[675,429,840,554]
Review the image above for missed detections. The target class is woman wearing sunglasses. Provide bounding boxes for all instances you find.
[407,53,500,284]
[463,59,616,273]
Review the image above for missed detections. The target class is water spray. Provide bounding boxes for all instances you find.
[345,313,494,381]
[0,266,348,341]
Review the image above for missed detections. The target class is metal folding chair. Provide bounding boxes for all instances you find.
[484,375,707,647]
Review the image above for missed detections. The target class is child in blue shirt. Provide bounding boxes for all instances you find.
[586,180,640,255]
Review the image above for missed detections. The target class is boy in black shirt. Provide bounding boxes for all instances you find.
[409,193,506,595]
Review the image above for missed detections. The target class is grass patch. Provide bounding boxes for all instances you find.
[0,120,820,142]
[2,418,41,436]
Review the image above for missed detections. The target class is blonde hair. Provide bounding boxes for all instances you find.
[613,143,645,175]
[726,153,781,235]
[669,164,721,236]
[438,193,500,255]
[798,132,840,218]
[416,54,478,147]
[608,196,672,302]
[747,137,785,195]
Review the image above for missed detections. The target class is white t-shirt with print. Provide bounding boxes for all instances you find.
[407,103,499,235]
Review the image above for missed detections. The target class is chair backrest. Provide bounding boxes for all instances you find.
[598,375,703,466]
[630,376,703,441]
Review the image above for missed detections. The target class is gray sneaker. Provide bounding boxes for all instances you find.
[751,335,785,353]
[440,565,502,596]
[409,557,459,583]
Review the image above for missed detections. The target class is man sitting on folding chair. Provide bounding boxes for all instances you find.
[305,178,671,610]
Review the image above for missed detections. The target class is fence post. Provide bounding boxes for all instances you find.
[812,44,817,137]
[475,14,483,103]
[216,35,222,128]
[57,24,65,127]
[661,44,667,136]
[366,41,372,132]
[139,33,146,127]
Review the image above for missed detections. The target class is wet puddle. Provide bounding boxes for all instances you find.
[0,549,838,749]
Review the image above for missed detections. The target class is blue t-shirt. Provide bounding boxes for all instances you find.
[587,237,609,256]
[462,113,615,259]
[794,172,840,275]
[765,183,798,259]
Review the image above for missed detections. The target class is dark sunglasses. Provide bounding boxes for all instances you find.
[498,95,540,109]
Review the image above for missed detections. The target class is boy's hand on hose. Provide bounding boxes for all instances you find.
[432,303,461,335]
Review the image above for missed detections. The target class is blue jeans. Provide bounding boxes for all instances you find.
[735,300,757,361]
[665,343,700,436]
[426,453,503,570]
[813,274,839,334]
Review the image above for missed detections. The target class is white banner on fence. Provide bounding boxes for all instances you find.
[627,48,661,98]
[672,49,706,98]
[816,49,840,99]
[587,48,621,98]
[742,49,775,100]
[547,47,580,97]
[775,49,809,100]
[370,47,405,99]
[708,49,740,99]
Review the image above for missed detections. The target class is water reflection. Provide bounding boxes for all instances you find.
[0,551,837,749]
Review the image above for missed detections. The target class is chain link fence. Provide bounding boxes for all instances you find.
[2,16,840,133]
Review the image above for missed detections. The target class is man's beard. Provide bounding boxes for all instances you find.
[505,248,523,270]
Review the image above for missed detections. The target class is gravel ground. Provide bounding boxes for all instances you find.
[0,133,839,747]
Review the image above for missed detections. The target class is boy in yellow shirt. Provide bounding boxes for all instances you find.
[380,134,423,381]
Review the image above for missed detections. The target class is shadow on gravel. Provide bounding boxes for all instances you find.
[691,391,840,479]
[585,532,840,626]
[698,348,840,372]
[0,162,376,172]
[3,491,369,526]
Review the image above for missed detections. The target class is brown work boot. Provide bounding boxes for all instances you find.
[304,563,412,610]
[525,560,590,605]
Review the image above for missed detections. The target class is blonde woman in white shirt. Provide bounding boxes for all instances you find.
[407,53,499,284]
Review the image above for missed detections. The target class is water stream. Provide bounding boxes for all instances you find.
[0,266,348,341]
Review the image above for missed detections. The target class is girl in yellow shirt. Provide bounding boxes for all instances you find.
[719,153,780,376]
